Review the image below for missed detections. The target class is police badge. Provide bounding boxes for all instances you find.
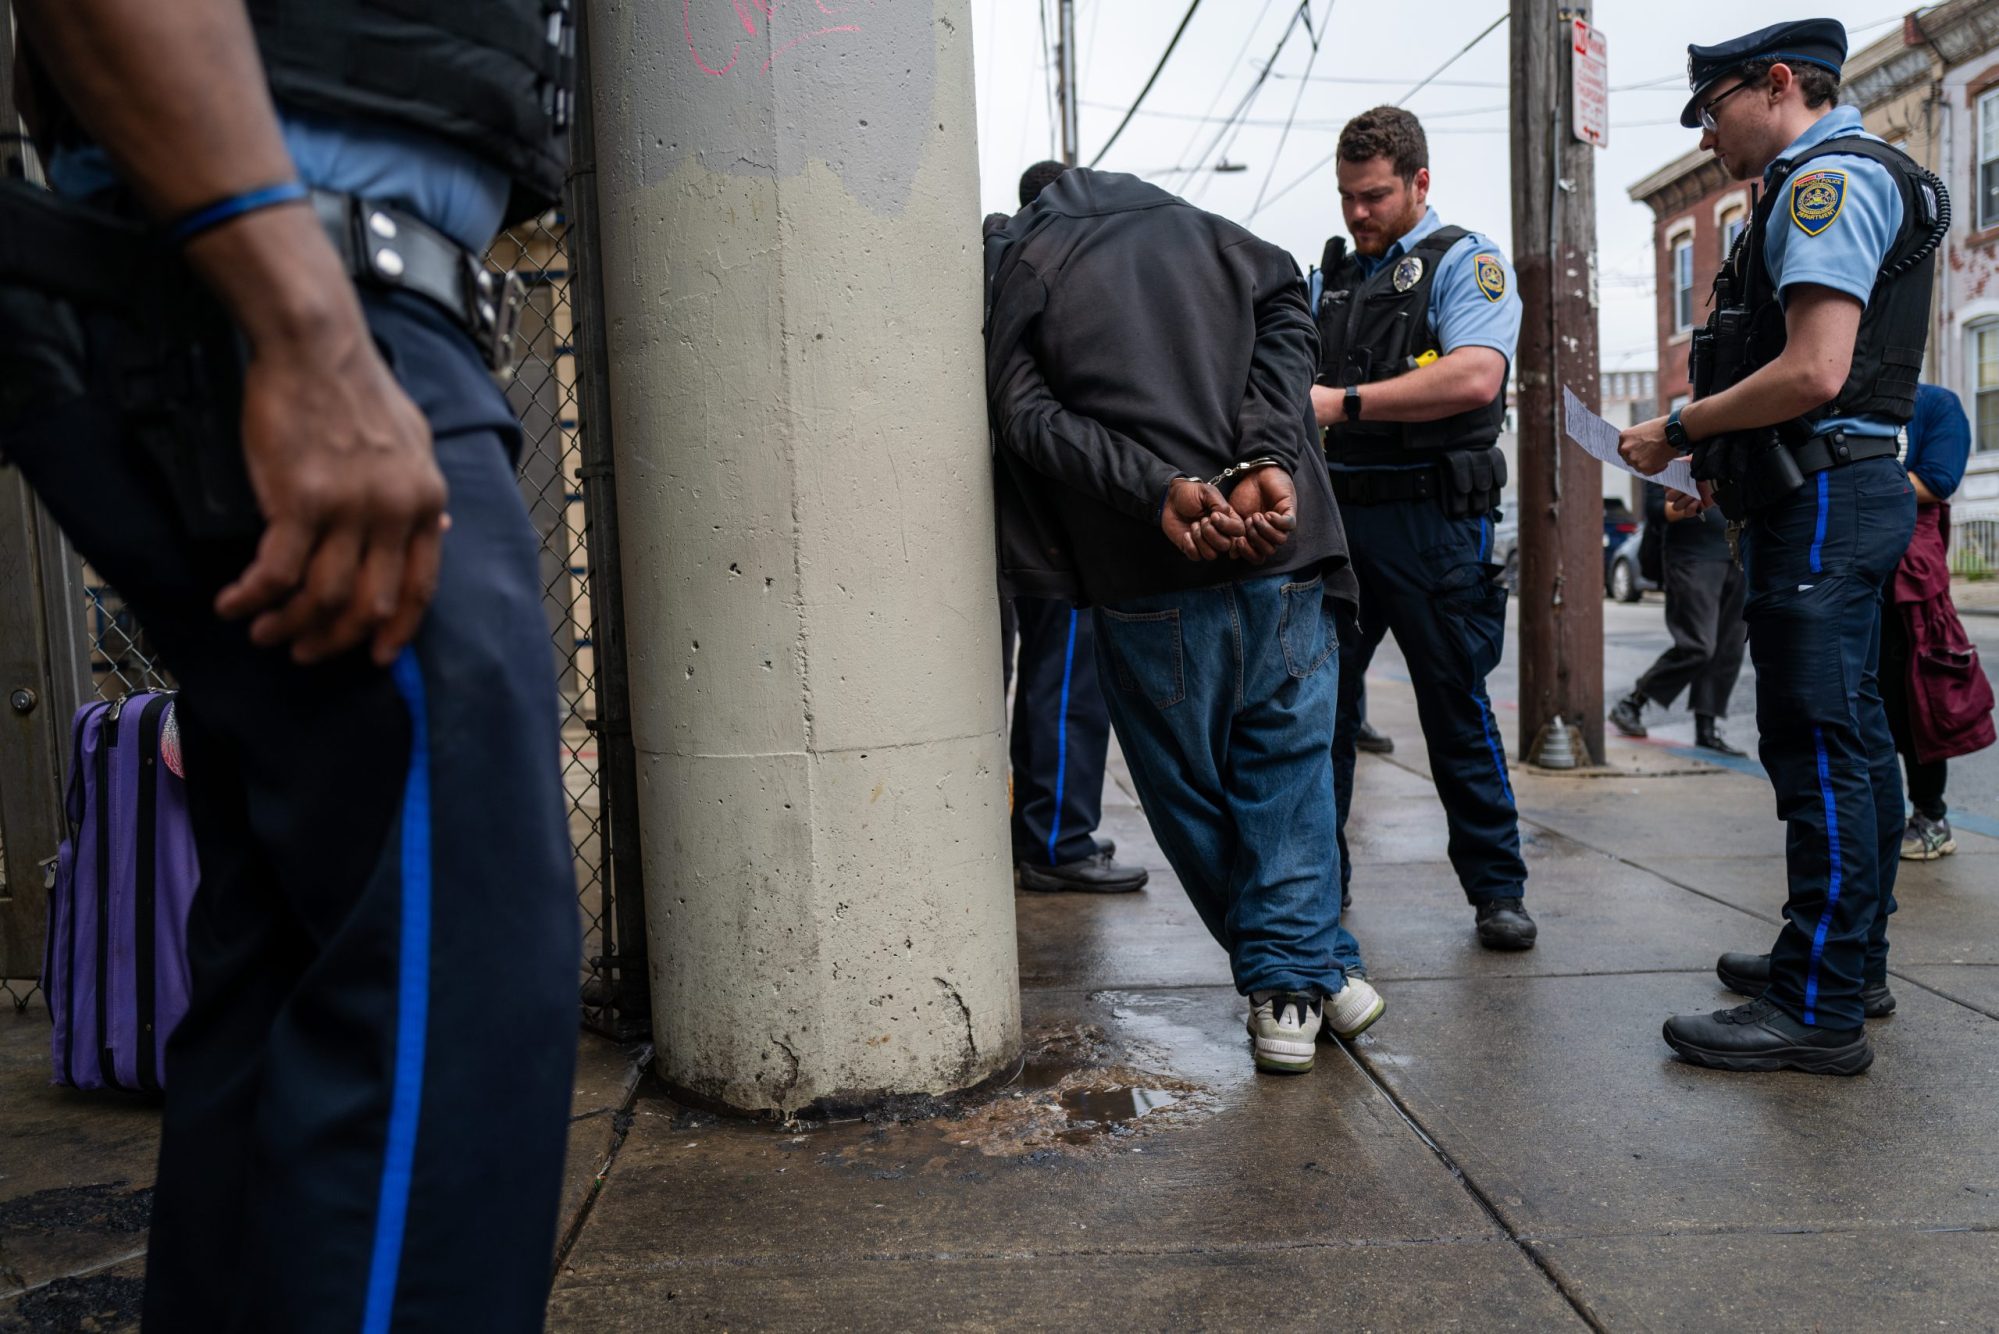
[1392,255,1424,291]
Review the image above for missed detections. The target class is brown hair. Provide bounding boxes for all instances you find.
[1337,106,1428,182]
[1733,59,1841,113]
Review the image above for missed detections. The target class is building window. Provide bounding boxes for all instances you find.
[1671,233,1694,333]
[1981,88,1999,230]
[1721,208,1747,261]
[1974,320,1999,452]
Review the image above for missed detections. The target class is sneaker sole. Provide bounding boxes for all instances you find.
[1250,1035,1317,1074]
[1323,995,1386,1042]
[1661,1022,1874,1075]
[1015,866,1148,893]
[1899,840,1956,862]
[1715,965,1896,1019]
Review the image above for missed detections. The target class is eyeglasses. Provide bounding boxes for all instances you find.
[1698,77,1762,133]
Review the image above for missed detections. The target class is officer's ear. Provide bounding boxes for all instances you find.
[1765,62,1796,106]
[1410,166,1431,207]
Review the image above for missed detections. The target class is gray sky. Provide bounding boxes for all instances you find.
[971,1,1912,373]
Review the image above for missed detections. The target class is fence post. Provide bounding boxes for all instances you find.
[565,16,651,1038]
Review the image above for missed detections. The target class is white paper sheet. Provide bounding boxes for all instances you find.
[1561,385,1700,498]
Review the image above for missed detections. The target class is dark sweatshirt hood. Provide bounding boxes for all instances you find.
[1029,168,1180,220]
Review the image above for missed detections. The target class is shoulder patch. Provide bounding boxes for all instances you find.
[1789,169,1846,237]
[1473,253,1506,302]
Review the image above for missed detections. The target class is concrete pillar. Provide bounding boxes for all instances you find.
[583,0,1019,1113]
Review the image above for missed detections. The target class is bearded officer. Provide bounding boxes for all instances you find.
[1310,106,1534,953]
[1621,19,1945,1074]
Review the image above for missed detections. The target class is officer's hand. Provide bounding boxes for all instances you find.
[1225,467,1299,564]
[1618,417,1680,476]
[1161,478,1243,562]
[214,306,448,667]
[1665,482,1716,520]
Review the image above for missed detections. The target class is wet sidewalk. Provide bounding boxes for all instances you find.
[7,668,1999,1329]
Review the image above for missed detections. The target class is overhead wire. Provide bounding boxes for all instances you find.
[1248,7,1506,220]
[1038,0,1057,159]
[1250,0,1336,216]
[1088,0,1207,168]
[1163,0,1281,186]
[1184,1,1314,197]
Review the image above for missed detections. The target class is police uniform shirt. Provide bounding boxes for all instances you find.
[1354,206,1523,365]
[1760,105,1906,441]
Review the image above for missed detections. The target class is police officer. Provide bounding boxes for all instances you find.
[1311,106,1535,951]
[1609,482,1749,756]
[8,0,578,1323]
[1620,19,1945,1074]
[999,161,1147,894]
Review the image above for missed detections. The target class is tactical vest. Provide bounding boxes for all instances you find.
[1735,135,1943,436]
[246,0,574,225]
[1314,224,1508,467]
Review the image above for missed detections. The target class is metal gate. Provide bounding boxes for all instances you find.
[0,145,648,1039]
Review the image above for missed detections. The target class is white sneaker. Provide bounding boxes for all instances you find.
[1246,992,1322,1074]
[1323,976,1385,1041]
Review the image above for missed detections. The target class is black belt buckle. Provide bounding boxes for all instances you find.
[468,261,526,382]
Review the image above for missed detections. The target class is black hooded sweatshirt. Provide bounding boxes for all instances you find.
[983,169,1355,609]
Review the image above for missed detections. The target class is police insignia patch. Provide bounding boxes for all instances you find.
[1474,253,1506,302]
[1392,255,1424,291]
[1789,169,1846,237]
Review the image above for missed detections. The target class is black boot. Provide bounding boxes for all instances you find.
[1695,714,1747,757]
[1474,898,1537,950]
[1715,951,1895,1018]
[1609,691,1648,738]
[1356,719,1395,755]
[1663,996,1873,1075]
[1017,852,1148,893]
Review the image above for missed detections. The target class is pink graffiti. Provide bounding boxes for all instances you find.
[685,0,867,78]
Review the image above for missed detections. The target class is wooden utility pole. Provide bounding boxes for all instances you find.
[1510,0,1604,765]
[1055,0,1079,166]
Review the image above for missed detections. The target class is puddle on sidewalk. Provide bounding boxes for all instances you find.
[1052,1083,1178,1144]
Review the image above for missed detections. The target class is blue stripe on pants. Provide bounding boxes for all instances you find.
[364,649,434,1331]
[1045,610,1079,864]
[1801,722,1844,1026]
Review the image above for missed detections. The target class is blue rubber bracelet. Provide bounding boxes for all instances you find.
[165,181,310,244]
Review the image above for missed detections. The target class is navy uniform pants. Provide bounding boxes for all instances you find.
[4,290,579,1331]
[1331,493,1526,903]
[1004,596,1111,867]
[1742,457,1914,1029]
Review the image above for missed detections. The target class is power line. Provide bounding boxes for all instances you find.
[1038,0,1057,160]
[1164,0,1280,185]
[1248,7,1506,220]
[1395,10,1507,106]
[1183,2,1314,197]
[1087,0,1206,168]
[1251,0,1336,216]
[1271,73,1504,89]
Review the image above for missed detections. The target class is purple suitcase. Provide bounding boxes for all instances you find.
[45,691,199,1092]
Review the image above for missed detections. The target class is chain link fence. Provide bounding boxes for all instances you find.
[0,213,646,1037]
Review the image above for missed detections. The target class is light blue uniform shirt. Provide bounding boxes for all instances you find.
[49,107,509,255]
[1760,105,1906,440]
[1355,207,1523,363]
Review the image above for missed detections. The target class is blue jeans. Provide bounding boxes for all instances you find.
[1093,570,1360,995]
[1742,457,1914,1030]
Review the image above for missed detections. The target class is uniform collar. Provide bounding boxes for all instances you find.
[1763,106,1866,185]
[1356,206,1441,276]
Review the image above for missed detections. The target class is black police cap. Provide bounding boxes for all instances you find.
[1681,19,1847,128]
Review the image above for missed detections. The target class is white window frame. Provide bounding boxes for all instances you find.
[1979,88,1999,230]
[1668,222,1695,337]
[1970,317,1999,453]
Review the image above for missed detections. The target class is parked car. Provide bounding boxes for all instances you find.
[1603,498,1638,588]
[1608,524,1662,603]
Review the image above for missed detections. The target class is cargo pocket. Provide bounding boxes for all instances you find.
[1098,607,1186,709]
[1433,560,1507,680]
[1279,577,1336,680]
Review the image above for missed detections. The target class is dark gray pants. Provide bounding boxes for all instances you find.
[1636,553,1747,718]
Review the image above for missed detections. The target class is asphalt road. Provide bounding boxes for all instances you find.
[1368,589,1999,844]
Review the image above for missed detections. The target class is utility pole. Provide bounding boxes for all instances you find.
[1056,0,1080,166]
[1510,0,1604,766]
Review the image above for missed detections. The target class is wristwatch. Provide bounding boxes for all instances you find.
[1344,384,1363,424]
[1663,405,1692,452]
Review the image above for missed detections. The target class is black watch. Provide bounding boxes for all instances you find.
[1344,384,1363,424]
[1664,405,1692,452]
